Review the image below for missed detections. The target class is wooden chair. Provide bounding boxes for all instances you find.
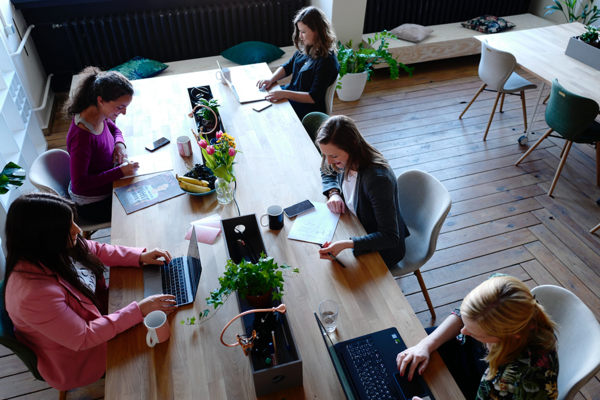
[459,40,537,141]
[515,79,600,197]
[0,280,68,399]
[388,170,453,319]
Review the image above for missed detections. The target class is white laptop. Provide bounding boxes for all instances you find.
[217,60,272,104]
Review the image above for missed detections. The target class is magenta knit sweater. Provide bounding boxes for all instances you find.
[66,118,125,197]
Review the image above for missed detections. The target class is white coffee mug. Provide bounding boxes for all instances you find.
[216,71,225,83]
[144,310,171,348]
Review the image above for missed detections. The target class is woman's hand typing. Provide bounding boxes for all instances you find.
[138,294,177,316]
[257,78,276,91]
[396,341,432,382]
[140,248,173,265]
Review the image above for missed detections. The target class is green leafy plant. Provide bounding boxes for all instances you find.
[195,98,220,122]
[580,25,600,42]
[544,0,600,25]
[0,162,26,195]
[180,254,299,326]
[336,31,414,89]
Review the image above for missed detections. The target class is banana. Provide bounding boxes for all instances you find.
[179,180,211,193]
[177,174,209,187]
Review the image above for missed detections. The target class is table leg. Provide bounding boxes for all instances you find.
[525,81,546,140]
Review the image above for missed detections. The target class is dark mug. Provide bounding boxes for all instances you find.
[260,205,284,230]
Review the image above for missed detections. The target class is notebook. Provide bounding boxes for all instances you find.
[315,312,435,400]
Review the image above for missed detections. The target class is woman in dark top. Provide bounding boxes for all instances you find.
[257,6,340,121]
[317,115,410,267]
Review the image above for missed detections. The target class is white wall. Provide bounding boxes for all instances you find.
[529,0,593,24]
[309,0,367,48]
[0,0,54,129]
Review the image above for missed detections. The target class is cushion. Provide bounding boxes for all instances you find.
[109,57,168,80]
[221,41,285,65]
[461,15,515,34]
[391,24,433,43]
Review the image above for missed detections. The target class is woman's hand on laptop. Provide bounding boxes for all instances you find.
[138,294,177,316]
[257,78,275,90]
[396,342,431,381]
[140,248,173,265]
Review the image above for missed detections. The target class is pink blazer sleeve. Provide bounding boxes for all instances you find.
[85,239,144,267]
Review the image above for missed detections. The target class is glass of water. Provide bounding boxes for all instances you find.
[319,300,339,333]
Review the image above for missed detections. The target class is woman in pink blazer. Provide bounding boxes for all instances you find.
[4,193,177,391]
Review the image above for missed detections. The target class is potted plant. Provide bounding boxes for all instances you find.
[544,0,599,25]
[206,253,298,309]
[580,25,600,48]
[195,98,221,131]
[336,31,414,102]
[565,24,600,70]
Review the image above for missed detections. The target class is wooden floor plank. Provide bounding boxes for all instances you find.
[580,377,600,400]
[448,172,548,204]
[0,372,49,399]
[0,354,29,377]
[0,346,13,357]
[448,185,547,218]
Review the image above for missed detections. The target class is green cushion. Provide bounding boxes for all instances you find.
[221,41,285,66]
[109,57,168,80]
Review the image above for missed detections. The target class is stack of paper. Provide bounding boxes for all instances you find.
[287,202,340,245]
[185,214,222,245]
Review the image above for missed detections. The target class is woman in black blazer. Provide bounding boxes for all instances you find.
[257,6,340,121]
[318,116,410,267]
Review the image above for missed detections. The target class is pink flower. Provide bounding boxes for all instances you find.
[198,139,207,149]
[216,131,223,139]
[206,145,215,155]
[229,148,236,157]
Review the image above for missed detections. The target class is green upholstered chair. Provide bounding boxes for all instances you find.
[0,279,68,399]
[302,112,329,149]
[515,79,600,197]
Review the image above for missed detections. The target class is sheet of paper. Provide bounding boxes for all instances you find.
[120,151,173,179]
[190,214,222,229]
[185,225,221,245]
[287,202,340,245]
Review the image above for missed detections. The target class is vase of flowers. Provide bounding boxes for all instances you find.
[198,131,238,204]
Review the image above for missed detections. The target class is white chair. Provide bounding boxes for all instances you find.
[531,285,600,400]
[459,40,537,141]
[389,170,453,319]
[29,149,110,238]
[325,80,337,116]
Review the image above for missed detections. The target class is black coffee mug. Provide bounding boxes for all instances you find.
[260,205,284,230]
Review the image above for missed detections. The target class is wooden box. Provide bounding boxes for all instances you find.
[221,215,304,397]
[565,36,600,71]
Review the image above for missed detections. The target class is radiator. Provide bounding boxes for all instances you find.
[64,0,305,70]
[363,0,533,33]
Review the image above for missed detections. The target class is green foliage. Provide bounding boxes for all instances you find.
[206,253,295,308]
[336,31,414,89]
[581,25,600,42]
[544,0,600,25]
[0,162,26,195]
[195,98,220,121]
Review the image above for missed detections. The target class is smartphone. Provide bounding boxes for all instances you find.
[284,200,315,218]
[252,103,272,112]
[145,137,170,152]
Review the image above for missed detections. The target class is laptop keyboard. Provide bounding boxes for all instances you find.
[347,339,394,400]
[162,258,189,305]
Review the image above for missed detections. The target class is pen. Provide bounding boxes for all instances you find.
[319,244,347,268]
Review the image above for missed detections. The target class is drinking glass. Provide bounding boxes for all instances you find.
[319,300,339,333]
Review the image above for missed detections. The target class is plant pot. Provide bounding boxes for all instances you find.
[246,288,273,308]
[565,36,600,71]
[336,71,368,102]
[202,117,217,131]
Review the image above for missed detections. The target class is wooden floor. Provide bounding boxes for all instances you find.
[3,55,600,399]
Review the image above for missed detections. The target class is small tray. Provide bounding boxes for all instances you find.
[180,187,216,197]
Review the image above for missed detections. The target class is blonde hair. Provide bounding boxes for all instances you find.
[461,276,558,380]
[292,6,337,59]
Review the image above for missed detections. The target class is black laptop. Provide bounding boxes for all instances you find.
[315,312,434,400]
[143,228,202,306]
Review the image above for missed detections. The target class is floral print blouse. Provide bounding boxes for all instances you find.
[452,307,559,400]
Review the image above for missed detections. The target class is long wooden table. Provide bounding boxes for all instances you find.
[475,22,600,140]
[107,63,464,400]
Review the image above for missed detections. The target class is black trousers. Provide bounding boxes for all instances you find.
[425,326,488,400]
[76,195,112,224]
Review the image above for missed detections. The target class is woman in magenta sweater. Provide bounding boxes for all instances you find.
[66,67,140,223]
[4,193,176,391]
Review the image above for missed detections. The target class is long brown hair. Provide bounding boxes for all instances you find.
[4,193,107,309]
[316,115,388,175]
[461,276,558,379]
[64,66,133,117]
[292,6,337,59]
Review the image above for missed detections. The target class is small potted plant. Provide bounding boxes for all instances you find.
[336,31,414,102]
[565,24,600,70]
[195,98,221,131]
[207,253,298,309]
[580,25,600,48]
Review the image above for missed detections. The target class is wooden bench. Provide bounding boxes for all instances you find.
[363,14,555,67]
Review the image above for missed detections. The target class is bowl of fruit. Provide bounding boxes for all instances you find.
[177,164,217,196]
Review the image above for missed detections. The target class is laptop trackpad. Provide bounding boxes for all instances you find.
[143,265,163,298]
[393,372,427,399]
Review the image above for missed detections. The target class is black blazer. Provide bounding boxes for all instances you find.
[321,163,410,267]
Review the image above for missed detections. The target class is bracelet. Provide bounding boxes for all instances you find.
[328,189,340,199]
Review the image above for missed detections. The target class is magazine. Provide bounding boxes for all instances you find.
[115,173,183,214]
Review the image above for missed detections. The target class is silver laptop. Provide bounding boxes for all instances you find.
[143,228,202,306]
[217,60,270,104]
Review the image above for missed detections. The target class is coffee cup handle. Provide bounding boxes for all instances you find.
[216,71,223,81]
[260,213,269,227]
[147,329,158,348]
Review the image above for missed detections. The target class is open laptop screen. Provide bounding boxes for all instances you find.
[314,312,357,400]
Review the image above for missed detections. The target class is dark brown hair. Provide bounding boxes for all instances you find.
[316,115,388,175]
[64,66,133,117]
[292,6,337,59]
[4,193,107,309]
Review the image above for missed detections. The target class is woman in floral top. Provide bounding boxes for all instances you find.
[397,275,559,400]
